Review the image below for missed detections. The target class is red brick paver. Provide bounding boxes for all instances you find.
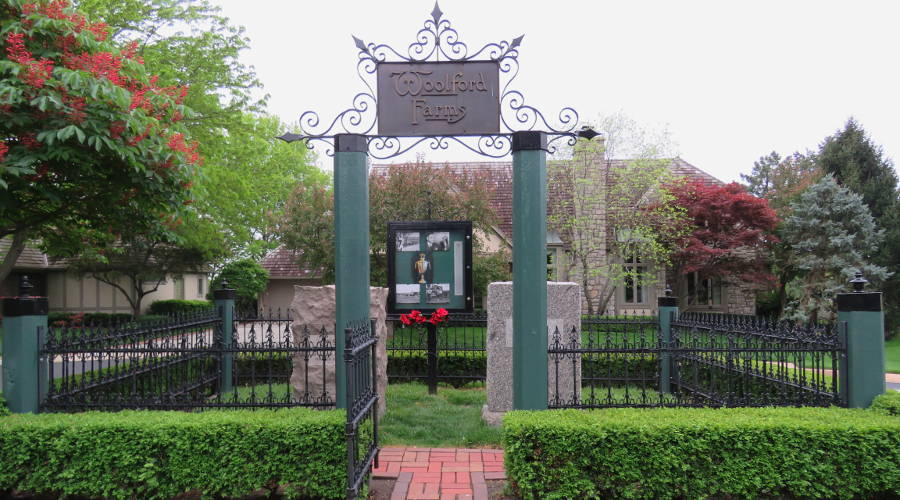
[374,447,504,500]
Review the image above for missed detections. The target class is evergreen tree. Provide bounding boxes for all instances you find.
[818,118,900,334]
[741,151,780,198]
[780,175,889,323]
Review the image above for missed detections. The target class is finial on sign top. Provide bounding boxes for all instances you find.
[431,2,443,24]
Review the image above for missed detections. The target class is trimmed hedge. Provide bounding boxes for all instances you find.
[388,352,486,386]
[503,407,900,499]
[0,409,346,499]
[0,396,8,417]
[47,312,134,327]
[871,391,900,416]
[148,299,213,315]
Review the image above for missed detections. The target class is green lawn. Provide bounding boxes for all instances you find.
[379,383,501,448]
[886,336,900,374]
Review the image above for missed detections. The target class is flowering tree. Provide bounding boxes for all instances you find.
[667,180,779,301]
[0,0,199,283]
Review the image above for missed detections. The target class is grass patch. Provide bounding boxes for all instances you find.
[886,336,900,373]
[380,383,500,448]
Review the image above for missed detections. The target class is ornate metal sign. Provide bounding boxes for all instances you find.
[377,61,500,136]
[278,2,594,158]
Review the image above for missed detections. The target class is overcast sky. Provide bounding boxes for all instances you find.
[213,0,899,182]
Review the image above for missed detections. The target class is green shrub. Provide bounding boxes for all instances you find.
[209,258,269,311]
[503,407,900,499]
[148,299,213,316]
[871,391,900,416]
[135,314,170,324]
[388,352,486,387]
[0,409,346,499]
[47,312,134,327]
[0,396,8,417]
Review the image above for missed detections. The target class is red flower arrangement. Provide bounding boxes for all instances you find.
[399,308,449,326]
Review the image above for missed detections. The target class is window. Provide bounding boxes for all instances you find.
[547,246,566,281]
[622,254,646,304]
[686,272,722,306]
[174,276,185,300]
[197,277,204,297]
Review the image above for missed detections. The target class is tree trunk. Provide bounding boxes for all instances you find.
[0,231,28,285]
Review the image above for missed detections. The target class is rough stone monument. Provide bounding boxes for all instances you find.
[482,281,581,425]
[290,285,388,417]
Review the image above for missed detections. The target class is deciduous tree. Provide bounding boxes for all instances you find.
[279,161,496,286]
[667,180,779,304]
[1,0,200,283]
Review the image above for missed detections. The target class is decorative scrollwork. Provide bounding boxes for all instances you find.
[278,2,589,159]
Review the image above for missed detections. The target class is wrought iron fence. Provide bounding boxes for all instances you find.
[39,309,335,412]
[345,319,379,500]
[671,312,845,407]
[386,312,486,390]
[549,311,847,409]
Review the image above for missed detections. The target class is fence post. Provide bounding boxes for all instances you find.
[426,323,438,395]
[657,286,678,394]
[1,276,48,414]
[836,272,885,408]
[214,279,236,396]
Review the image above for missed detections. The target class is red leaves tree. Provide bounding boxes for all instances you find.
[0,0,200,282]
[667,180,779,296]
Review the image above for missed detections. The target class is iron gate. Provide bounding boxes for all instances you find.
[345,319,379,500]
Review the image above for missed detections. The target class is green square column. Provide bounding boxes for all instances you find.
[512,131,548,410]
[1,278,48,414]
[837,289,885,408]
[657,292,678,394]
[214,283,235,396]
[334,134,370,409]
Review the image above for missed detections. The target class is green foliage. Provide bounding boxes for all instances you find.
[47,312,133,327]
[549,132,688,315]
[886,336,900,373]
[1,0,201,284]
[147,299,212,315]
[195,114,327,260]
[209,258,268,310]
[817,118,900,337]
[0,409,346,499]
[389,353,486,387]
[0,396,8,417]
[473,250,511,309]
[780,175,889,322]
[503,407,900,499]
[380,384,500,447]
[870,391,900,416]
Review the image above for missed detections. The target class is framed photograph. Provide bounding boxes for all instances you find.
[395,284,420,304]
[426,232,450,252]
[387,221,473,313]
[426,283,450,304]
[396,231,420,252]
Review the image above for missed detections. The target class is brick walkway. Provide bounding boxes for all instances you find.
[372,447,505,500]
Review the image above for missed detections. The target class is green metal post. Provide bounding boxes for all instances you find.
[1,276,48,414]
[214,281,235,396]
[657,289,678,394]
[512,131,548,410]
[334,133,370,410]
[837,273,885,408]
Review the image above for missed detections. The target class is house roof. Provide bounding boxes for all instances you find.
[0,239,67,270]
[260,246,321,279]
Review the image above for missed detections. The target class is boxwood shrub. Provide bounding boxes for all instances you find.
[148,299,213,315]
[0,396,8,417]
[0,409,346,499]
[870,391,900,416]
[503,407,900,499]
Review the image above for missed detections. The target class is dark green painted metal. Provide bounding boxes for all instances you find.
[658,306,678,394]
[512,135,548,410]
[1,313,46,413]
[215,296,235,395]
[334,135,370,409]
[838,292,885,408]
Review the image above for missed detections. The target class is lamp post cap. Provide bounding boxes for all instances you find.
[850,271,868,293]
[19,275,33,297]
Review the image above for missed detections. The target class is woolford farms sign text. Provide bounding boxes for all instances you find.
[377,61,500,136]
